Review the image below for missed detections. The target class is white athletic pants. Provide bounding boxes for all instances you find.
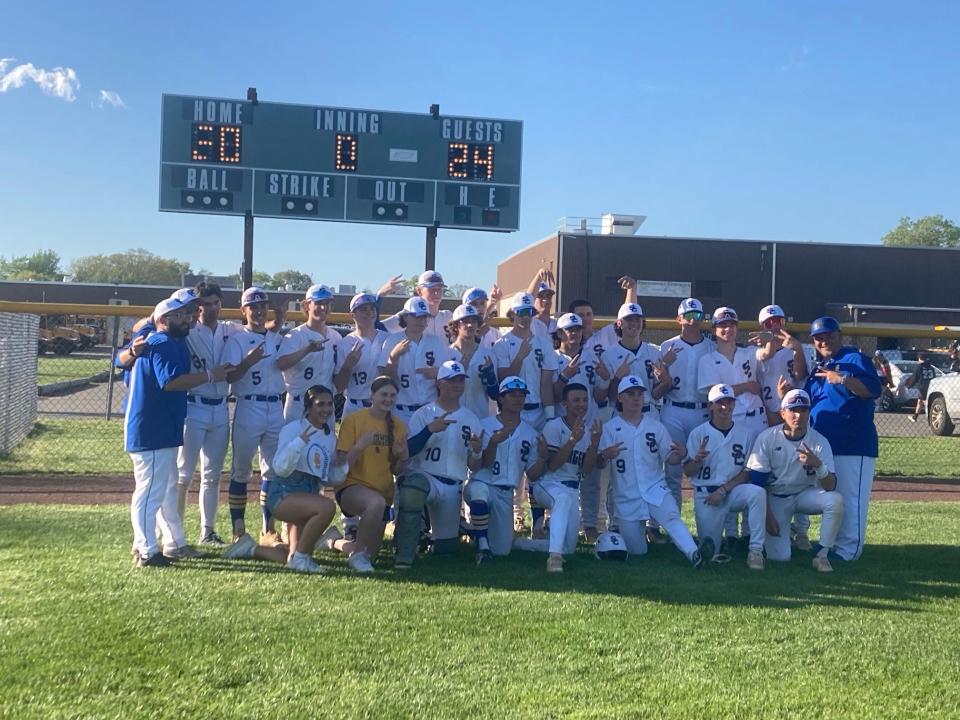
[693,484,766,554]
[616,493,698,560]
[724,412,769,536]
[519,481,580,555]
[660,403,709,519]
[426,476,464,541]
[765,487,844,561]
[832,455,875,561]
[177,401,229,533]
[231,398,283,485]
[130,448,184,557]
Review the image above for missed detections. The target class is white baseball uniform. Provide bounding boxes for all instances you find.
[697,346,768,444]
[493,330,558,430]
[279,324,341,421]
[382,309,453,338]
[336,329,389,420]
[449,344,495,419]
[601,341,662,418]
[408,403,482,541]
[377,332,451,425]
[686,420,766,554]
[757,345,798,414]
[746,424,844,561]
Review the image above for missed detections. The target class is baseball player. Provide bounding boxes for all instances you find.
[803,316,881,562]
[463,376,547,562]
[515,383,602,572]
[448,303,497,419]
[462,285,503,352]
[223,286,286,546]
[684,384,766,570]
[598,376,704,567]
[175,281,241,547]
[568,274,637,362]
[395,361,484,569]
[224,385,344,573]
[601,303,670,411]
[746,389,844,572]
[381,270,453,337]
[378,297,452,426]
[277,284,341,422]
[658,298,716,527]
[333,293,389,421]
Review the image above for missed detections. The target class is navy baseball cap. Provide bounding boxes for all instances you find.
[810,316,841,336]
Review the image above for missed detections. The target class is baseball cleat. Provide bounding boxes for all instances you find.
[546,553,564,573]
[747,549,765,570]
[163,544,206,560]
[720,536,739,556]
[347,551,375,573]
[259,530,284,547]
[199,531,227,548]
[137,552,175,568]
[812,554,834,573]
[287,554,325,574]
[224,533,257,560]
[646,527,669,545]
[583,527,599,544]
[792,532,812,551]
[698,536,716,564]
[476,549,494,566]
[690,549,706,569]
[316,526,343,552]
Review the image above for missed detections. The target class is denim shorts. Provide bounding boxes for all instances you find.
[266,471,320,514]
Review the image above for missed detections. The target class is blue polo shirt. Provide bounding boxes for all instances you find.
[124,331,191,453]
[115,322,155,414]
[804,346,881,458]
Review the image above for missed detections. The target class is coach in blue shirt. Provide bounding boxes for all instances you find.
[126,290,231,567]
[804,317,881,562]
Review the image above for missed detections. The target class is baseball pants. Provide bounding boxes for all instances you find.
[130,447,184,557]
[340,397,371,421]
[283,392,305,423]
[464,481,516,556]
[765,487,844,562]
[724,412,769,537]
[693,484,766,555]
[514,481,580,555]
[425,476,464,542]
[616,494,698,560]
[177,402,229,534]
[660,403,709,522]
[832,455,875,561]
[230,398,283,521]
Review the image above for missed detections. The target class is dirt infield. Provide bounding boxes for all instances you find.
[0,474,958,505]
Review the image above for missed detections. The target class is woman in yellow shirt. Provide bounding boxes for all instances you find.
[332,376,408,572]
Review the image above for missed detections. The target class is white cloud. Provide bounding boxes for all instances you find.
[0,57,80,101]
[97,89,125,109]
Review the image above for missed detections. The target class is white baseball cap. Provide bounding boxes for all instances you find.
[304,284,334,302]
[402,297,431,317]
[534,281,555,297]
[241,286,269,307]
[153,295,195,320]
[437,360,468,380]
[498,376,529,394]
[678,298,704,315]
[594,531,628,560]
[417,270,445,288]
[452,304,480,322]
[511,292,535,312]
[758,304,785,323]
[349,293,377,312]
[782,388,811,410]
[708,384,735,403]
[617,375,647,395]
[712,306,738,326]
[556,312,583,330]
[462,287,487,305]
[617,303,644,320]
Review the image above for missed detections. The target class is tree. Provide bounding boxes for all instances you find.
[0,250,64,281]
[271,270,313,292]
[882,215,960,249]
[251,271,274,289]
[71,249,191,285]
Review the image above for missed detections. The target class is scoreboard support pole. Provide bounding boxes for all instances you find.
[241,87,259,290]
[425,224,438,271]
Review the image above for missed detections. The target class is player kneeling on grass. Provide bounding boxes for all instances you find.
[684,384,766,570]
[514,383,601,573]
[395,361,484,569]
[746,389,843,573]
[597,376,704,567]
[225,386,345,573]
[463,377,546,564]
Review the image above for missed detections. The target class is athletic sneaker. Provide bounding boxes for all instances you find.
[260,530,284,547]
[199,531,227,548]
[137,552,174,568]
[287,554,325,574]
[908,415,918,423]
[347,551,375,573]
[646,527,669,545]
[812,555,834,573]
[698,536,716,564]
[316,526,343,552]
[224,533,257,559]
[546,553,564,573]
[163,544,206,560]
[747,549,765,571]
[793,532,812,551]
[476,549,494,566]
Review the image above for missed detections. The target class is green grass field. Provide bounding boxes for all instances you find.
[36,356,111,385]
[0,501,958,718]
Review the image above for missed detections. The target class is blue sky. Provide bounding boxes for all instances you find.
[2,2,958,290]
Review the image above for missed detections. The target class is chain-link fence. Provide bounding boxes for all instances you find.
[1,303,958,479]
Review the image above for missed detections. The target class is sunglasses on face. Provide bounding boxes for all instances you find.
[762,318,784,330]
[515,308,534,317]
[682,311,704,321]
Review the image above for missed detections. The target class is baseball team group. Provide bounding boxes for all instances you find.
[119,268,880,575]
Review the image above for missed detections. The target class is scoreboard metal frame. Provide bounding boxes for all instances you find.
[159,93,522,232]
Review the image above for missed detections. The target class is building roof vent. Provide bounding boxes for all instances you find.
[600,213,646,236]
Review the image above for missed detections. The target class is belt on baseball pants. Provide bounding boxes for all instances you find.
[435,475,462,487]
[349,398,373,408]
[668,399,708,410]
[523,403,540,411]
[696,485,722,493]
[187,395,224,406]
[242,394,282,402]
[396,403,424,412]
[772,490,802,499]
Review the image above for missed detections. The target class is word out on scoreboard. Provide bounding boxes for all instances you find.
[159,95,522,231]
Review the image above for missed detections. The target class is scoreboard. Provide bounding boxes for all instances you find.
[159,94,522,231]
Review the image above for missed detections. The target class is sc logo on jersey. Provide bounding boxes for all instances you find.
[645,432,658,453]
[731,443,746,466]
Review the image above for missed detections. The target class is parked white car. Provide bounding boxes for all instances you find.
[925,374,960,436]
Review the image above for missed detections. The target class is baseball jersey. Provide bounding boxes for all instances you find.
[583,323,619,361]
[377,332,451,407]
[541,416,594,486]
[273,418,337,481]
[477,325,502,353]
[336,329,389,401]
[449,343,495,419]
[278,324,341,396]
[554,349,602,424]
[493,331,558,406]
[224,328,285,396]
[685,420,752,489]
[470,415,539,488]
[407,403,482,482]
[532,316,556,340]
[184,320,241,399]
[600,414,676,520]
[124,331,190,452]
[660,334,716,405]
[382,309,453,338]
[747,424,836,496]
[697,347,764,416]
[757,345,798,413]
[601,341,662,393]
